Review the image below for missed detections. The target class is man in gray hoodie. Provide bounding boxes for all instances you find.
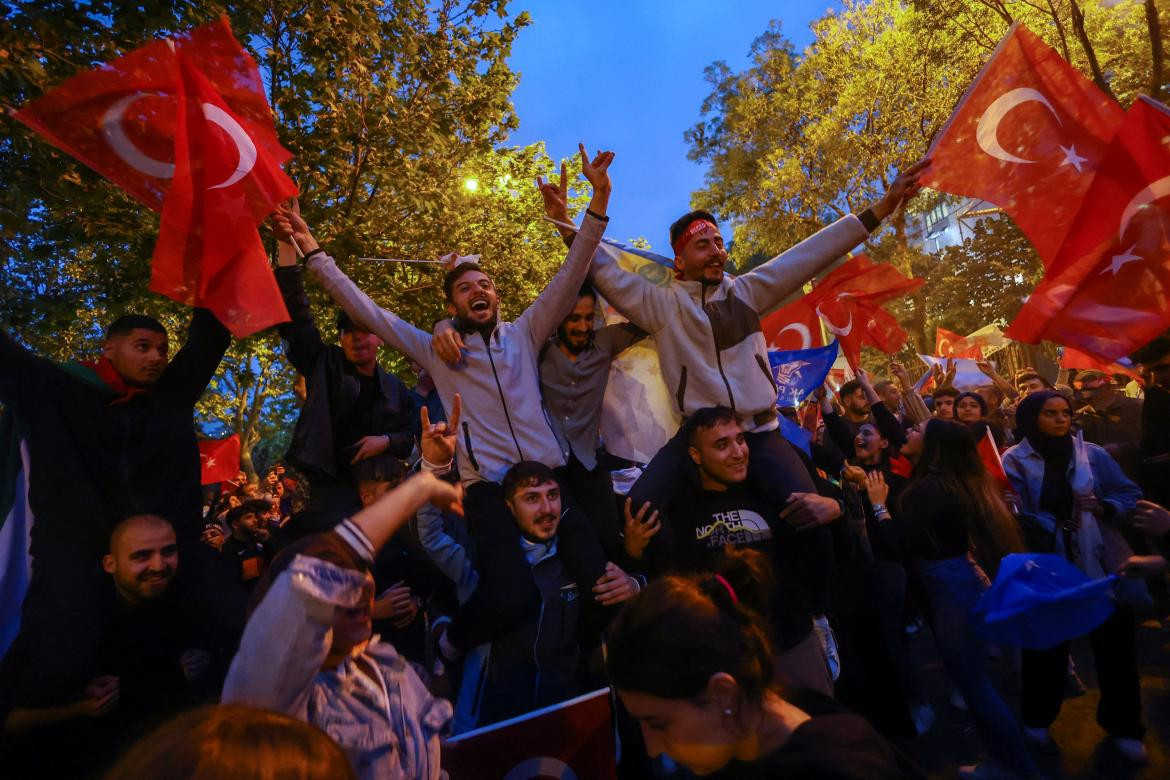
[540,159,929,522]
[271,144,621,639]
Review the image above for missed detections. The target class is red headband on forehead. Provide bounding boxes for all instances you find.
[671,219,719,256]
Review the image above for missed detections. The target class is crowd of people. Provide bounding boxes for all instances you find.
[1,146,1168,780]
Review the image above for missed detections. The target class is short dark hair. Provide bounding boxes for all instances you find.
[684,406,738,447]
[442,262,488,301]
[502,460,558,502]
[955,390,988,416]
[932,385,960,400]
[352,454,407,488]
[839,380,863,399]
[874,379,897,395]
[336,310,356,334]
[226,499,271,528]
[577,280,597,304]
[669,209,718,250]
[105,315,166,340]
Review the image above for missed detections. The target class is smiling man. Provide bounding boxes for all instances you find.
[541,159,929,528]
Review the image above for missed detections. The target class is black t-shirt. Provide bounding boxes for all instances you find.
[709,689,923,780]
[336,372,382,468]
[663,484,816,650]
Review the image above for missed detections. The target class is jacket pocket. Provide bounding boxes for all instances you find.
[756,353,778,391]
[676,365,688,413]
[462,422,480,472]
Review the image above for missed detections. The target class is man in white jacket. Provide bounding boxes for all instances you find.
[540,159,929,523]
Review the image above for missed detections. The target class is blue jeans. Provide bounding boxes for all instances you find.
[917,555,1038,775]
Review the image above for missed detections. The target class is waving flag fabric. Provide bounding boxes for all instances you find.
[12,16,295,336]
[199,434,241,485]
[805,254,923,369]
[923,24,1124,268]
[1006,96,1170,361]
[761,296,824,351]
[768,341,839,408]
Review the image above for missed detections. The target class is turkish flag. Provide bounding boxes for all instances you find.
[1006,96,1170,360]
[922,24,1124,268]
[442,688,616,780]
[11,17,294,336]
[1059,346,1140,381]
[761,296,824,351]
[978,426,1014,494]
[199,434,241,485]
[936,327,983,359]
[151,50,294,336]
[805,254,923,369]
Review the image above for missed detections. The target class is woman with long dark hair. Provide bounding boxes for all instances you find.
[878,418,1037,779]
[606,548,919,779]
[1002,390,1146,764]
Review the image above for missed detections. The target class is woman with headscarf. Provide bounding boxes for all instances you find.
[1001,390,1147,764]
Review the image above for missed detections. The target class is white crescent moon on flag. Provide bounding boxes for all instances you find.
[1118,175,1170,238]
[101,93,176,180]
[976,88,1062,164]
[938,338,953,356]
[775,323,812,351]
[815,303,853,337]
[201,103,257,189]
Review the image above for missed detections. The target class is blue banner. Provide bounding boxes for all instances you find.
[768,340,839,408]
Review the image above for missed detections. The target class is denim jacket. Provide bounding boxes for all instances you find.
[222,550,452,780]
[1002,435,1142,580]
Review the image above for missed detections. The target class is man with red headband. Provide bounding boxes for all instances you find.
[541,159,928,523]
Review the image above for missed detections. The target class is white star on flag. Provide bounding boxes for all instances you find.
[1099,244,1142,275]
[204,456,217,467]
[1059,144,1088,173]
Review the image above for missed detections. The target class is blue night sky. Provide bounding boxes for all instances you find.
[506,1,839,251]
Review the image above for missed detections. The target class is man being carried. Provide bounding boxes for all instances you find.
[272,143,615,640]
[540,159,928,519]
[0,310,233,715]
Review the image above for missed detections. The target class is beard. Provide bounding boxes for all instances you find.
[557,324,594,355]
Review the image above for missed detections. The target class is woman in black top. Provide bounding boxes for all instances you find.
[877,419,1037,779]
[606,548,920,779]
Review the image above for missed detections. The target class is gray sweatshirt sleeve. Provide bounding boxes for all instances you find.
[416,502,479,605]
[306,252,434,367]
[516,212,608,351]
[734,215,870,313]
[587,243,676,334]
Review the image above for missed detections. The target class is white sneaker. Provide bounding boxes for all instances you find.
[1023,726,1052,747]
[1112,737,1148,764]
[811,615,841,681]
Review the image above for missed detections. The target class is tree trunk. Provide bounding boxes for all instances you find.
[1146,0,1165,101]
[1069,0,1116,101]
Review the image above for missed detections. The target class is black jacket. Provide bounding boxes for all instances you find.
[276,266,414,484]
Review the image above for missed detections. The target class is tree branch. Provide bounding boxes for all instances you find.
[1068,0,1116,101]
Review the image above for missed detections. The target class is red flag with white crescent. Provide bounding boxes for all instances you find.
[199,434,241,485]
[1006,96,1170,360]
[761,297,824,351]
[922,24,1124,268]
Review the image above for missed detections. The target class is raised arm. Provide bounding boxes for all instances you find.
[891,360,931,424]
[517,144,613,350]
[154,308,231,406]
[0,328,65,409]
[272,207,434,366]
[735,160,930,313]
[274,230,328,376]
[976,357,1020,401]
[857,368,905,447]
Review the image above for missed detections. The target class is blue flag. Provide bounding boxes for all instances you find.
[779,414,813,458]
[768,341,839,408]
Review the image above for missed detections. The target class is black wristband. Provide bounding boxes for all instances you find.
[858,208,880,233]
[302,247,325,263]
[585,208,610,223]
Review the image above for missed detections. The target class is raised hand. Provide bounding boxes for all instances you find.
[420,393,461,466]
[622,498,661,559]
[872,158,931,220]
[536,160,571,224]
[579,142,614,217]
[272,201,320,255]
[1134,500,1170,535]
[865,470,890,506]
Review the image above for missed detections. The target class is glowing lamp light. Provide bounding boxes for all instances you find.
[463,178,479,192]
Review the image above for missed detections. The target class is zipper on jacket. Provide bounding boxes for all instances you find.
[676,366,688,413]
[533,598,546,706]
[756,353,778,392]
[702,285,737,413]
[462,422,480,472]
[482,331,525,462]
